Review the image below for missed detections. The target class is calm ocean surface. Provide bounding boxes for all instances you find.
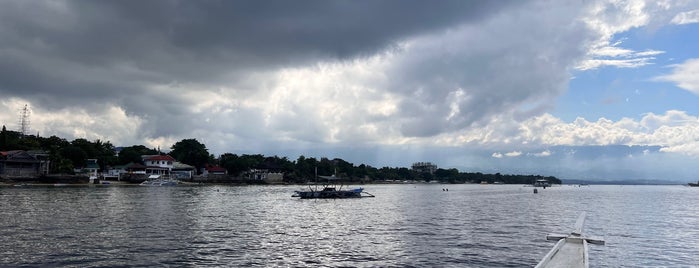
[1,184,698,267]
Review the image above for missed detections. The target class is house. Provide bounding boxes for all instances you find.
[142,155,175,169]
[412,162,437,174]
[79,159,99,178]
[104,162,143,181]
[124,162,147,175]
[0,150,50,178]
[246,168,284,184]
[200,164,227,178]
[142,155,175,177]
[108,162,148,182]
[171,162,195,180]
[103,165,125,180]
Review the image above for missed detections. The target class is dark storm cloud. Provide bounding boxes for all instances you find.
[0,0,522,138]
[0,0,521,96]
[91,0,521,59]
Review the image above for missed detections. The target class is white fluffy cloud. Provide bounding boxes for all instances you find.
[576,1,699,70]
[0,97,145,146]
[655,58,699,95]
[671,9,699,24]
[577,0,669,70]
[431,110,699,156]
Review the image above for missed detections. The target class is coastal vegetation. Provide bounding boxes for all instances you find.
[0,126,561,184]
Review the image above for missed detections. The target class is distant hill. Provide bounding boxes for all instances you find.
[562,179,688,185]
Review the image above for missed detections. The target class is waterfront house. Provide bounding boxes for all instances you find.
[202,164,227,176]
[117,162,148,182]
[79,159,100,178]
[103,165,125,180]
[142,155,175,169]
[0,150,50,178]
[142,155,175,177]
[124,162,147,175]
[172,162,195,180]
[104,155,196,181]
[246,168,284,184]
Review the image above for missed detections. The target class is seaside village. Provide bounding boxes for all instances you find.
[0,149,284,184]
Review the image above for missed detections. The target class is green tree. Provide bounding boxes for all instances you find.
[170,138,210,173]
[71,138,97,157]
[219,153,241,175]
[16,135,40,150]
[39,135,70,151]
[61,145,87,171]
[118,145,158,165]
[65,138,117,171]
[0,127,21,150]
[419,172,434,182]
[0,125,7,150]
[397,167,415,180]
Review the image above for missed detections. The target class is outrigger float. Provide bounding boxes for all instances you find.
[535,212,604,268]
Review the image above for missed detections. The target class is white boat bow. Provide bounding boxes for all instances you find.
[535,212,604,268]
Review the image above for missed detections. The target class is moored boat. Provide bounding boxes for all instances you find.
[533,179,551,188]
[292,186,374,199]
[140,175,178,186]
[292,168,374,199]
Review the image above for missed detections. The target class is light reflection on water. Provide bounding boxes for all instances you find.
[1,184,698,267]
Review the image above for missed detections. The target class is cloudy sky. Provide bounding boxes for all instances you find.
[1,0,698,182]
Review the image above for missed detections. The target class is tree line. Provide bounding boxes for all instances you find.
[0,125,561,184]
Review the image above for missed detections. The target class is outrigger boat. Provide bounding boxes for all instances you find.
[533,179,551,188]
[139,175,178,186]
[292,168,374,199]
[292,186,374,199]
[535,212,604,268]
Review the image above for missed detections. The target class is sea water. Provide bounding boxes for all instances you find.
[1,184,698,267]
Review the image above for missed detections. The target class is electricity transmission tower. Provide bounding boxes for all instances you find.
[18,104,30,137]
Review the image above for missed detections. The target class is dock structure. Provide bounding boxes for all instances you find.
[535,212,604,268]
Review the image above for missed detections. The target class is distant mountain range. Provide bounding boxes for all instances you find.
[562,179,690,185]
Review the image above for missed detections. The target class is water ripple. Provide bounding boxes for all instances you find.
[1,184,699,266]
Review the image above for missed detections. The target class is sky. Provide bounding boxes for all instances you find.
[1,0,698,182]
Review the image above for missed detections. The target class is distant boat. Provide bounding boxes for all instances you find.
[535,212,605,268]
[688,181,699,187]
[533,179,551,188]
[292,168,374,199]
[140,175,178,186]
